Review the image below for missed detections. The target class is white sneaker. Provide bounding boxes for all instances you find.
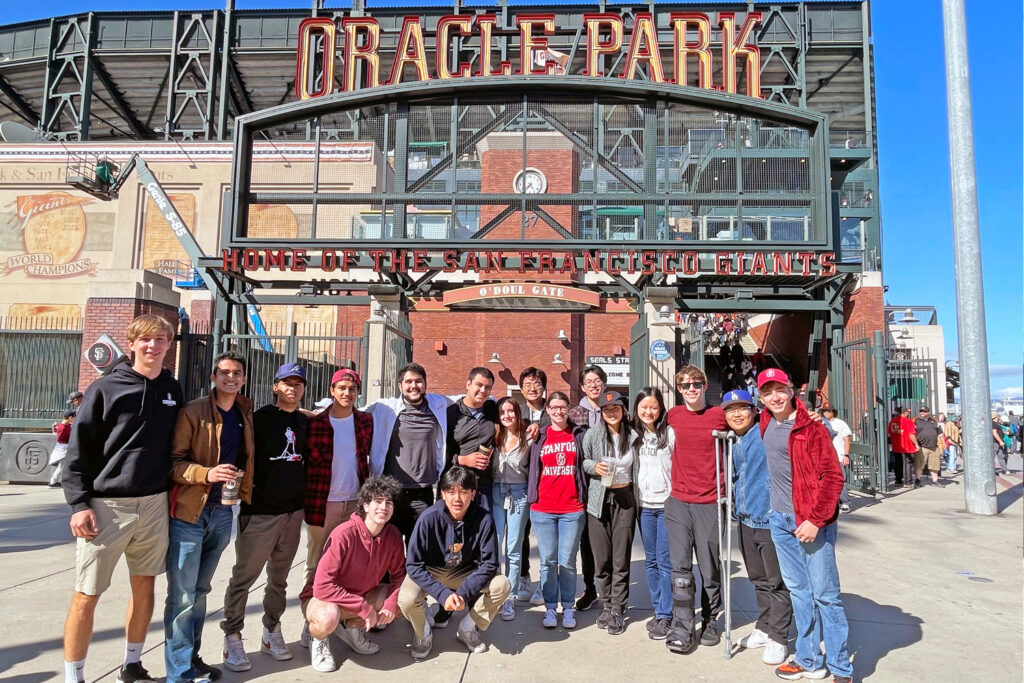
[763,639,788,665]
[310,637,336,673]
[530,585,545,606]
[499,597,516,621]
[299,621,311,648]
[261,623,293,661]
[335,624,380,655]
[223,633,252,672]
[542,608,558,629]
[561,608,577,629]
[516,577,532,602]
[738,627,771,649]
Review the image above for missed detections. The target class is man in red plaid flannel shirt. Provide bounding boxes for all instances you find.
[299,368,373,644]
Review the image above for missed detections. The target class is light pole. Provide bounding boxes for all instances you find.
[941,0,996,514]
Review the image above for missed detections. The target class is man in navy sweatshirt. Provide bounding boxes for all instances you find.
[397,466,510,660]
[61,314,183,683]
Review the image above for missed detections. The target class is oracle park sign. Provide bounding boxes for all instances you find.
[295,11,764,99]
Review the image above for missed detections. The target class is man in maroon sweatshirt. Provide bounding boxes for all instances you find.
[302,476,406,673]
[664,364,727,655]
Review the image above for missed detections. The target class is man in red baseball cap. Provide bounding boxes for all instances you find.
[298,367,376,668]
[756,368,852,683]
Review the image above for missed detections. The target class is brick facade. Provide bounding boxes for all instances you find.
[78,297,180,390]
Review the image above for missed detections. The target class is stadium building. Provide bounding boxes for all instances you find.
[0,1,908,489]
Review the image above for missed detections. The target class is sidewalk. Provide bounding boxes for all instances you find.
[1,467,1020,682]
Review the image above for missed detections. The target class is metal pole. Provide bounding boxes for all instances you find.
[941,0,997,515]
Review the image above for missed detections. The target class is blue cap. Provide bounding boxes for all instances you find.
[274,363,307,383]
[721,389,754,410]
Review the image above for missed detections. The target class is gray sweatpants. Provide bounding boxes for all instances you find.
[220,509,304,636]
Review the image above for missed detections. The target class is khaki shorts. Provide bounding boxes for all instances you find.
[75,492,169,596]
[914,447,942,472]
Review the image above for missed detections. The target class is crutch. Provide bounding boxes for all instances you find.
[713,429,736,659]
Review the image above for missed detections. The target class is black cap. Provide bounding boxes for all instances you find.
[598,390,627,408]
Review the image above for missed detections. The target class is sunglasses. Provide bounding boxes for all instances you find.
[677,381,705,390]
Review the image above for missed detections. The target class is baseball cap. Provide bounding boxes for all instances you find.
[67,391,83,404]
[756,368,791,389]
[331,368,362,389]
[721,390,754,410]
[598,390,626,408]
[315,397,333,410]
[274,363,307,383]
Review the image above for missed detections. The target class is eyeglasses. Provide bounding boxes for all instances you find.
[582,379,603,387]
[677,381,705,390]
[216,369,245,378]
[547,406,569,413]
[521,381,543,389]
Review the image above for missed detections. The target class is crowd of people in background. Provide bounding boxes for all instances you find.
[55,314,868,683]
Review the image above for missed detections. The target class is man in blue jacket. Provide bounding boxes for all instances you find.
[722,390,791,667]
[397,466,510,660]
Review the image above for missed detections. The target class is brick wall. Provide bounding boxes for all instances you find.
[407,309,634,399]
[78,298,179,390]
[478,147,580,282]
[189,299,213,332]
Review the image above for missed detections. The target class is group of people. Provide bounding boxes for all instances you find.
[888,406,967,487]
[59,313,854,683]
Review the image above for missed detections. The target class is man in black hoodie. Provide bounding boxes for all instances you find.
[61,314,183,683]
[398,466,509,660]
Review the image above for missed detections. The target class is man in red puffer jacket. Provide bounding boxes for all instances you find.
[757,368,852,683]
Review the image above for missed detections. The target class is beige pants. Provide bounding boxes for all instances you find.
[397,567,510,639]
[302,500,359,612]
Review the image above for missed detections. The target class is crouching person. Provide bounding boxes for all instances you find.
[398,466,510,660]
[302,476,406,672]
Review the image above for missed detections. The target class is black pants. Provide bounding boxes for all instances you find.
[391,486,434,544]
[580,517,596,594]
[521,518,532,578]
[737,522,791,645]
[888,452,913,486]
[587,487,637,612]
[664,496,721,638]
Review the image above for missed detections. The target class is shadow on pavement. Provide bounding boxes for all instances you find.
[843,592,922,679]
[997,481,1022,514]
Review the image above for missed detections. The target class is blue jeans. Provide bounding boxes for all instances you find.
[165,503,234,683]
[768,511,853,678]
[491,483,529,594]
[529,508,586,609]
[638,507,672,620]
[946,444,959,472]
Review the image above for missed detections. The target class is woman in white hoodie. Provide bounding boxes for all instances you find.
[630,387,675,641]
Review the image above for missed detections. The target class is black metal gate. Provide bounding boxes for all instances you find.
[830,330,889,493]
[0,317,83,430]
[628,314,648,401]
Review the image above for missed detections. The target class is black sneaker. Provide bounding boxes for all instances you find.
[700,620,721,646]
[606,611,625,635]
[430,607,451,628]
[913,479,922,489]
[191,657,222,681]
[646,616,659,632]
[596,607,612,629]
[575,589,599,611]
[116,663,155,683]
[648,618,671,640]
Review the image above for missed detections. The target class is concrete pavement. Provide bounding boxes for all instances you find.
[0,466,1021,682]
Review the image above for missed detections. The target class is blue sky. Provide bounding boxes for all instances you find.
[3,1,1021,397]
